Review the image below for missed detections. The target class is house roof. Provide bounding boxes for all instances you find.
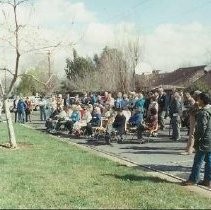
[136,65,206,88]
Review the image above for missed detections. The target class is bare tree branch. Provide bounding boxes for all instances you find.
[16,0,28,6]
[0,37,16,48]
[0,67,14,76]
[21,42,62,55]
[18,73,56,87]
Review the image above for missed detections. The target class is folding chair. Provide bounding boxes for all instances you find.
[92,118,107,141]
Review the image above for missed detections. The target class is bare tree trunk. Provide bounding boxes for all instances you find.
[4,99,17,148]
[0,78,17,148]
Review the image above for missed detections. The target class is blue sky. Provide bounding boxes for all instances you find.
[1,0,211,73]
[71,0,211,33]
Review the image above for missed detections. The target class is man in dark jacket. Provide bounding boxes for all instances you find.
[169,92,183,141]
[158,87,166,130]
[182,92,211,188]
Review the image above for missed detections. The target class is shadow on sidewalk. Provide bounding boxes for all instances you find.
[141,164,193,172]
[102,173,172,183]
[121,146,184,151]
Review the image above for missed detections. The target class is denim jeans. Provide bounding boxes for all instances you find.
[18,110,25,123]
[189,151,211,183]
[40,107,46,121]
[171,116,181,140]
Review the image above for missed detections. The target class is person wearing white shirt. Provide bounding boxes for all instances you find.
[39,97,47,121]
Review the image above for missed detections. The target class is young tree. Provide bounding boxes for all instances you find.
[0,0,60,148]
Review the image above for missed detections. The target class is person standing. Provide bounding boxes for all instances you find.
[17,97,27,123]
[181,91,200,155]
[25,97,32,122]
[169,92,183,141]
[13,96,19,123]
[39,96,47,121]
[158,87,167,130]
[182,92,211,188]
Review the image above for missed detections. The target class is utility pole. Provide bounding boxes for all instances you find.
[4,68,6,92]
[47,50,51,79]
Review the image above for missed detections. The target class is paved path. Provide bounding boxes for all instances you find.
[20,111,201,182]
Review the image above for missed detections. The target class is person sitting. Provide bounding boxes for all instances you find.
[128,108,143,127]
[45,106,62,133]
[113,108,126,136]
[66,105,81,134]
[85,107,102,136]
[122,107,131,123]
[54,106,70,132]
[105,108,126,144]
[73,106,92,136]
[137,107,158,144]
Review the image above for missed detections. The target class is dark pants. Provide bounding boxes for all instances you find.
[189,151,211,183]
[137,124,145,139]
[14,111,18,123]
[171,116,181,140]
[18,110,25,123]
[85,123,93,136]
[25,109,31,122]
[65,121,74,133]
[40,107,46,121]
[158,111,165,129]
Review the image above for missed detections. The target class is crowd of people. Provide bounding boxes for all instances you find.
[7,89,206,147]
[0,87,211,188]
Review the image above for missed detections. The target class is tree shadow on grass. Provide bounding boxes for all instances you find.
[102,173,171,183]
[0,143,11,148]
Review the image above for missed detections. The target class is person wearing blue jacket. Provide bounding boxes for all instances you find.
[128,108,143,126]
[70,110,81,123]
[17,97,27,123]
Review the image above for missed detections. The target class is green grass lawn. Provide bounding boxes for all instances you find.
[0,123,210,209]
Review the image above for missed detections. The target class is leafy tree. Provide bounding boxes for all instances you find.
[65,49,95,81]
[186,80,210,93]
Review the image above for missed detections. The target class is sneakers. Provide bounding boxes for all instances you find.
[198,180,211,189]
